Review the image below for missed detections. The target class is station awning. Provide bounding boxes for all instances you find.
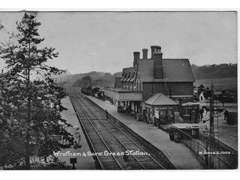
[103,88,142,101]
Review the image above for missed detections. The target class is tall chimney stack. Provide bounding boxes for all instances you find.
[153,52,163,65]
[153,46,164,79]
[133,52,140,66]
[142,48,148,59]
[151,45,161,59]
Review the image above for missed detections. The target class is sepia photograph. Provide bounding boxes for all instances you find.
[0,10,238,171]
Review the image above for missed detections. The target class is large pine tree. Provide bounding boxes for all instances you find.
[0,12,69,169]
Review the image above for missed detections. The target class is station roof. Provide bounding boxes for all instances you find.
[136,59,154,82]
[104,87,139,93]
[145,93,178,106]
[137,59,195,82]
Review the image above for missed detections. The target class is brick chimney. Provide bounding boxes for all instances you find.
[153,47,164,79]
[142,48,148,59]
[153,52,163,66]
[133,52,140,66]
[151,45,161,59]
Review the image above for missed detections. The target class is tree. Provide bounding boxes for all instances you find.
[191,63,237,79]
[82,76,92,86]
[0,12,69,169]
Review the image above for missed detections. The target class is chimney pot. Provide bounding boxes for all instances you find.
[151,45,161,58]
[133,52,140,66]
[142,48,148,59]
[133,52,140,60]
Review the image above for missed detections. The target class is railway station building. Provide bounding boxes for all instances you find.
[104,45,199,124]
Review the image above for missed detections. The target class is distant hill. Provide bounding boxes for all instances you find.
[57,63,237,88]
[56,71,122,88]
[192,63,237,91]
[191,63,237,79]
[51,70,71,82]
[194,77,237,91]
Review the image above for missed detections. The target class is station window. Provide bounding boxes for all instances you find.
[133,83,137,90]
[184,108,191,116]
[168,110,173,117]
[129,84,132,90]
[160,110,167,117]
[140,82,143,91]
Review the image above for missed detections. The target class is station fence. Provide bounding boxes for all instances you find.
[156,117,236,169]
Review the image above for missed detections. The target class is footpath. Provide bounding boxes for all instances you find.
[87,96,203,169]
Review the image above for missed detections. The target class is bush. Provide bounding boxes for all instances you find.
[31,156,71,170]
[2,156,71,170]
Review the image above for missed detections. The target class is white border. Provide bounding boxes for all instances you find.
[0,2,239,180]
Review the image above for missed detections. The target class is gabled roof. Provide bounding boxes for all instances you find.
[122,67,135,74]
[136,59,154,81]
[145,93,178,106]
[122,67,137,82]
[136,59,195,82]
[162,59,195,82]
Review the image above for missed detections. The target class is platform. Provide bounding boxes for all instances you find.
[59,96,96,169]
[86,96,203,169]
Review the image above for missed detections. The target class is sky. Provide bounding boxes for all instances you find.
[0,11,237,74]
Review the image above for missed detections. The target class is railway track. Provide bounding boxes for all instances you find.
[69,90,167,170]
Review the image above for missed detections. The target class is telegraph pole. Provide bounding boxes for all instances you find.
[208,81,214,168]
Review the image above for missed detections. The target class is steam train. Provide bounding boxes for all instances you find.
[81,86,105,100]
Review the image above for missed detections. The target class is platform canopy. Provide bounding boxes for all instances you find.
[103,88,142,101]
[145,93,178,106]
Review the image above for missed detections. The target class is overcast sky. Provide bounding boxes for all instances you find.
[0,11,237,74]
